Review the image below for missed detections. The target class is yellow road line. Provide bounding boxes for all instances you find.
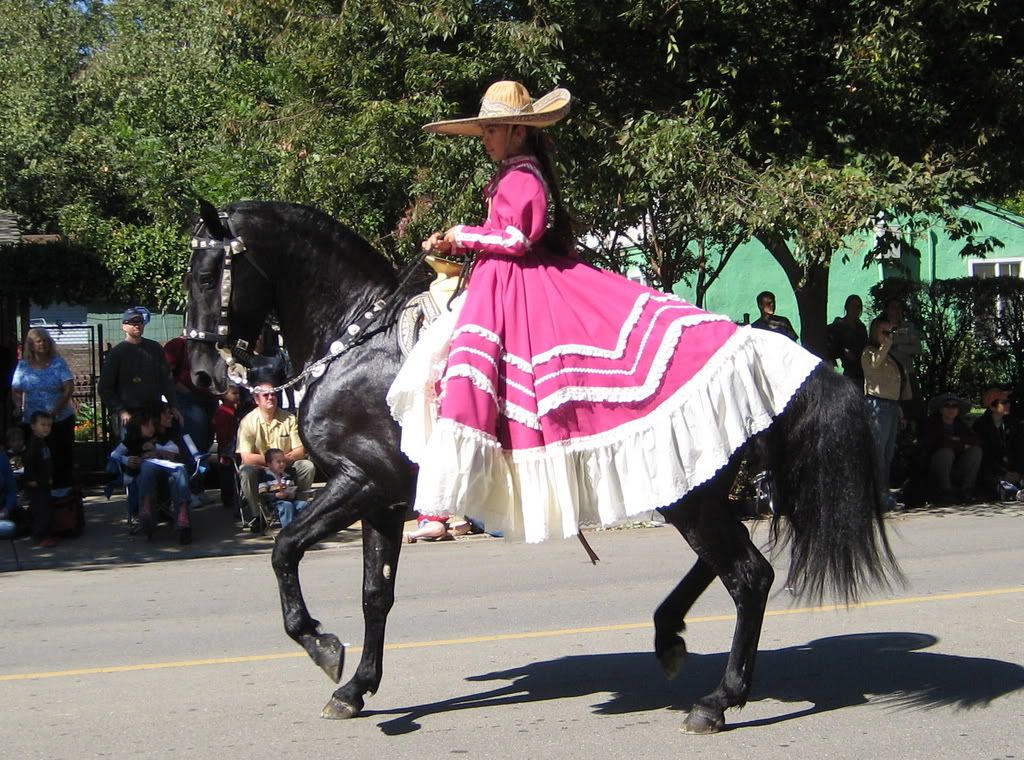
[2,585,1020,683]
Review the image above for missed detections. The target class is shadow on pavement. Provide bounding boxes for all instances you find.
[369,631,1024,735]
[0,487,364,573]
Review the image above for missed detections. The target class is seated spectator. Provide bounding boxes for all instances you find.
[24,411,57,548]
[237,383,315,531]
[971,386,1024,500]
[258,448,308,528]
[919,393,983,504]
[5,426,25,472]
[110,408,194,543]
[827,295,868,383]
[750,291,798,341]
[0,442,24,538]
[212,385,243,511]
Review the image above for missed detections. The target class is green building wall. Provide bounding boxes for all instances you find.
[672,203,1024,334]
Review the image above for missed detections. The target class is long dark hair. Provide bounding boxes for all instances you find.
[525,129,574,254]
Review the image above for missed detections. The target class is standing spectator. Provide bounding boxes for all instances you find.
[971,386,1024,499]
[213,385,242,511]
[920,393,983,504]
[862,317,911,510]
[10,327,76,488]
[163,335,217,452]
[98,307,176,437]
[884,297,923,419]
[24,410,56,547]
[827,295,868,383]
[750,291,798,341]
[236,383,315,530]
[248,326,296,410]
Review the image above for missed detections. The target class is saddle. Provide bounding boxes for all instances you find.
[397,291,445,357]
[397,254,465,357]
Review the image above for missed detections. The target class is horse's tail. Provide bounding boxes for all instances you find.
[766,365,903,602]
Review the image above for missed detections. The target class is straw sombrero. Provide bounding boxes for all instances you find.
[423,81,571,136]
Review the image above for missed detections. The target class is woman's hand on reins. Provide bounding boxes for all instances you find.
[422,231,455,255]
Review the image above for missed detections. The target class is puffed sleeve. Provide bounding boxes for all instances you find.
[451,167,548,258]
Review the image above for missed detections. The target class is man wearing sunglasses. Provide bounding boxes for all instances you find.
[99,307,177,436]
[236,383,315,530]
[972,386,1024,500]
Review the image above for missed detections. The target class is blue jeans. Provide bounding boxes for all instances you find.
[135,461,192,518]
[866,396,901,501]
[274,499,308,528]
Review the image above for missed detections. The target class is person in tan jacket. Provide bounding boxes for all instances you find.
[862,317,911,509]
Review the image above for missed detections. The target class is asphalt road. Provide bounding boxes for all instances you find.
[1,505,1022,760]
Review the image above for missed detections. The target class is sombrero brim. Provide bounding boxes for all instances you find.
[423,88,571,136]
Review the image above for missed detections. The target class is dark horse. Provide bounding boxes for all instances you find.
[185,201,900,734]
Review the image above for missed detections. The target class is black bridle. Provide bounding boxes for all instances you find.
[183,208,444,393]
[183,210,271,369]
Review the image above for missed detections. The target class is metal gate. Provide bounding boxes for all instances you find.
[42,322,106,468]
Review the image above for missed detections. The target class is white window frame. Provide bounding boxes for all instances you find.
[969,257,1023,279]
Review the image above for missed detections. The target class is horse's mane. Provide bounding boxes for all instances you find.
[227,201,400,288]
[225,200,430,347]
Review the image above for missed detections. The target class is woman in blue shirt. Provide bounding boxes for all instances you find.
[11,328,76,488]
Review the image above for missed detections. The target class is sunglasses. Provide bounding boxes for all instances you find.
[123,319,145,326]
[254,391,276,398]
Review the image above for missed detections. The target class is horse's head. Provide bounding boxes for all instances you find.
[185,201,275,394]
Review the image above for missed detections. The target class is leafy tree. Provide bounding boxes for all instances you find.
[0,240,112,308]
[0,0,102,231]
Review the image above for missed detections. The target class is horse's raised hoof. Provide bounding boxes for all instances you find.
[681,704,725,735]
[321,695,363,720]
[657,638,688,680]
[309,634,345,683]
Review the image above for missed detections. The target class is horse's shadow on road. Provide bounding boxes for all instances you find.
[369,632,1023,735]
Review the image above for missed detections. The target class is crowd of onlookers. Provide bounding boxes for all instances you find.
[4,289,1020,550]
[2,306,315,548]
[753,290,1024,509]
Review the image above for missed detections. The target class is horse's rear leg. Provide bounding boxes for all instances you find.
[661,470,775,734]
[271,479,377,683]
[653,556,716,680]
[321,506,406,720]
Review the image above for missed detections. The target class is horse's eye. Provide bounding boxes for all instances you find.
[198,273,216,287]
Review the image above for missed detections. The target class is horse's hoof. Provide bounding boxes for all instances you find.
[321,695,362,720]
[309,634,345,683]
[681,704,724,735]
[657,639,688,680]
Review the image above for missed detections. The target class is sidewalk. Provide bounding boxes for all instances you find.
[0,488,503,573]
[0,488,368,573]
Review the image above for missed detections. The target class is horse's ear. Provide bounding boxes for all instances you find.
[197,198,227,239]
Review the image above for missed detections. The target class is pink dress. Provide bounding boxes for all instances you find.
[388,155,820,542]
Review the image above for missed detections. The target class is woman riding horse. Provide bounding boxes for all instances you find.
[183,82,899,734]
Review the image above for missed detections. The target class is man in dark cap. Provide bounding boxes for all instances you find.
[99,307,176,435]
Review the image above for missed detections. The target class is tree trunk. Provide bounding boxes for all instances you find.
[756,232,832,359]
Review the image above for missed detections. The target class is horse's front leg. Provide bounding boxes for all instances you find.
[271,477,373,683]
[321,505,406,720]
